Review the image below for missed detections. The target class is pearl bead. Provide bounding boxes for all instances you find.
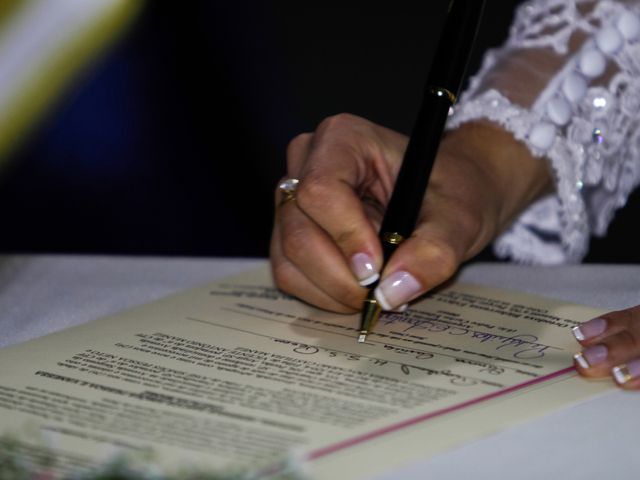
[579,49,606,78]
[617,12,640,41]
[546,96,572,125]
[596,26,623,54]
[562,73,587,102]
[593,97,607,109]
[529,122,556,151]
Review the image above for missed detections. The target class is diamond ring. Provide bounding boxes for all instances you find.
[277,178,300,206]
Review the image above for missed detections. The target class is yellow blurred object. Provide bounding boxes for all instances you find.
[0,0,144,169]
[0,1,23,25]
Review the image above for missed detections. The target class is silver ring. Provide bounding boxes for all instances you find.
[278,178,300,206]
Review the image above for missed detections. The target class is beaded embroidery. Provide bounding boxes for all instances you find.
[447,0,640,263]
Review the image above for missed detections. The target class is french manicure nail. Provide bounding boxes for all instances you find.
[572,317,607,341]
[573,352,589,369]
[374,271,422,311]
[350,253,379,286]
[394,304,409,313]
[612,359,640,384]
[574,344,608,369]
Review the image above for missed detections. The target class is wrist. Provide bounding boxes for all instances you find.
[441,120,553,231]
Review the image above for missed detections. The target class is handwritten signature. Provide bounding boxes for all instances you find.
[380,316,559,360]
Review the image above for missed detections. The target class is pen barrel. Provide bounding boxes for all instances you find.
[378,0,484,261]
[379,95,451,261]
[427,0,485,98]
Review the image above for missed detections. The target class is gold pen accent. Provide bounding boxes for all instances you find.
[428,86,457,104]
[358,291,381,343]
[357,231,405,343]
[382,232,405,245]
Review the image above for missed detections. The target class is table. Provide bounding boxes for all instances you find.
[1,255,639,478]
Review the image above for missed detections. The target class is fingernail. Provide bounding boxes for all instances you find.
[612,359,640,384]
[374,271,422,310]
[350,253,379,286]
[394,304,409,313]
[574,352,589,369]
[572,317,607,341]
[574,344,608,368]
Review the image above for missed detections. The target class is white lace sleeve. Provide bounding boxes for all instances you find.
[447,0,640,264]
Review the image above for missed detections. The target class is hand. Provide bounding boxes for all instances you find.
[573,306,640,389]
[270,113,551,313]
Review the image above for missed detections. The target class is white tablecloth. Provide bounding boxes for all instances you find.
[1,255,639,479]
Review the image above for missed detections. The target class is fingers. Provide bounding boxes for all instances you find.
[295,163,383,286]
[273,114,408,312]
[274,129,370,313]
[273,130,363,312]
[572,306,640,389]
[277,198,369,311]
[270,221,357,313]
[294,115,398,285]
[271,115,398,309]
[286,132,313,174]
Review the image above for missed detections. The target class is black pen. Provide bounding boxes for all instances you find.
[358,0,485,343]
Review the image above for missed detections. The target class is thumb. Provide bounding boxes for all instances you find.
[373,197,492,310]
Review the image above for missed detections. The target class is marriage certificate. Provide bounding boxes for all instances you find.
[0,266,613,478]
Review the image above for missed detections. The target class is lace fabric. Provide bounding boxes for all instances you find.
[447,0,640,264]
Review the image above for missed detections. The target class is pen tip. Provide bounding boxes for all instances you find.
[358,332,367,343]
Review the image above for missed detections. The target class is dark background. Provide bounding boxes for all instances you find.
[0,1,637,262]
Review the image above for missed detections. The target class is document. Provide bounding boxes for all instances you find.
[0,266,613,479]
